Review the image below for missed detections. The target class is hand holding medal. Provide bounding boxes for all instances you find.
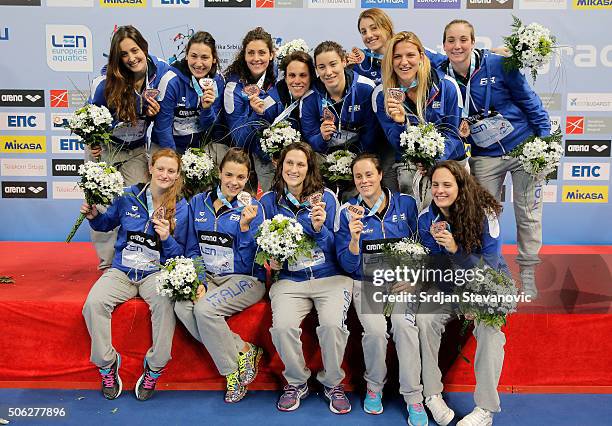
[320,107,337,141]
[244,84,264,115]
[309,191,327,233]
[238,191,258,231]
[347,47,366,65]
[198,78,216,109]
[347,205,365,241]
[152,206,170,241]
[143,89,161,117]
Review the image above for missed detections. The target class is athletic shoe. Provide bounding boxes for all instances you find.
[457,407,494,426]
[363,388,383,414]
[277,383,309,411]
[99,353,122,400]
[238,343,263,385]
[324,385,352,414]
[425,394,454,426]
[520,267,538,300]
[408,402,429,426]
[224,370,247,403]
[135,360,164,401]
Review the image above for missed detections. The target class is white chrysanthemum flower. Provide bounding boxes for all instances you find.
[325,150,355,176]
[260,121,301,155]
[182,149,215,181]
[276,39,309,62]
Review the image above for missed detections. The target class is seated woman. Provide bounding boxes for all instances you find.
[335,153,427,425]
[81,148,189,401]
[259,142,353,414]
[174,148,266,404]
[417,160,509,426]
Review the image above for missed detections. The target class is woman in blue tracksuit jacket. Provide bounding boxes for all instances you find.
[416,160,510,426]
[259,142,353,415]
[174,148,266,404]
[335,153,428,425]
[300,41,379,156]
[152,31,227,157]
[373,31,465,208]
[81,148,188,402]
[440,20,551,299]
[224,27,277,192]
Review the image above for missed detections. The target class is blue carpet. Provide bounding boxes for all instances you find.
[0,389,611,425]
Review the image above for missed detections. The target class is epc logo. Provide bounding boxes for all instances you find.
[46,25,93,72]
[0,113,46,131]
[563,163,610,181]
[153,0,198,6]
[52,136,85,154]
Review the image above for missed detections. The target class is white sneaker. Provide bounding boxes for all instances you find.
[425,394,454,426]
[520,267,538,300]
[457,407,493,426]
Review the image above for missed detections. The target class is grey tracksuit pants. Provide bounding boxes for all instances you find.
[470,155,543,267]
[416,301,506,413]
[174,274,266,376]
[269,275,353,388]
[353,280,423,404]
[82,268,176,370]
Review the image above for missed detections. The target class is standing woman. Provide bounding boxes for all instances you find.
[88,25,170,269]
[373,31,465,208]
[224,27,277,192]
[259,142,353,414]
[417,161,509,426]
[174,148,266,403]
[152,31,228,161]
[81,148,189,401]
[335,154,428,425]
[440,20,550,298]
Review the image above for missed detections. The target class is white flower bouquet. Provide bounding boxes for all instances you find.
[66,161,124,242]
[322,150,356,183]
[255,214,315,268]
[503,16,557,81]
[260,121,301,158]
[276,39,309,63]
[510,129,563,181]
[181,148,217,198]
[156,256,206,302]
[399,122,446,169]
[66,104,114,148]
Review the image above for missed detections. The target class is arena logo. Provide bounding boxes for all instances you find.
[362,0,410,9]
[0,136,46,154]
[564,140,611,158]
[204,0,252,7]
[0,28,8,41]
[0,0,40,5]
[0,113,46,131]
[0,158,47,177]
[467,0,513,9]
[52,159,84,177]
[519,0,566,8]
[413,0,459,9]
[567,93,612,112]
[153,0,198,6]
[2,181,48,199]
[573,0,611,8]
[563,163,610,181]
[0,90,45,107]
[53,181,84,200]
[52,136,85,154]
[100,0,146,6]
[46,25,93,73]
[562,185,608,203]
[307,0,356,8]
[47,0,93,6]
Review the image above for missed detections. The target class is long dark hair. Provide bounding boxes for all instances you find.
[182,30,219,77]
[430,161,502,254]
[149,148,184,235]
[224,27,276,89]
[105,26,149,124]
[272,142,323,202]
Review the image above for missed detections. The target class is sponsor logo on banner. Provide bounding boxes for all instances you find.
[0,113,46,131]
[467,0,513,8]
[414,0,459,8]
[519,0,566,8]
[275,0,301,5]
[46,25,93,73]
[564,139,611,157]
[50,90,69,108]
[53,181,85,200]
[2,181,48,199]
[573,0,611,8]
[562,185,608,203]
[538,93,562,111]
[52,136,85,154]
[1,158,47,177]
[566,116,584,134]
[153,0,198,6]
[100,0,146,6]
[567,93,612,112]
[363,0,410,8]
[0,0,41,5]
[0,90,45,107]
[566,116,612,134]
[307,0,355,8]
[549,116,561,133]
[52,159,84,177]
[1,27,8,41]
[563,163,610,181]
[256,0,274,7]
[47,0,94,5]
[0,136,46,154]
[204,0,251,7]
[51,113,71,130]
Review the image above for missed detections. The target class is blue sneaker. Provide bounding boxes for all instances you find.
[408,403,429,426]
[363,387,383,414]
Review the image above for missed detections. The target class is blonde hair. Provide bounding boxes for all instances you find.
[381,32,431,124]
[357,8,394,40]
